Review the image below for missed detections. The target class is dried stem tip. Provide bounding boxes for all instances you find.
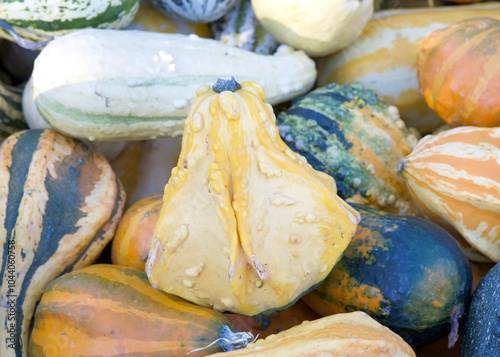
[212,77,242,93]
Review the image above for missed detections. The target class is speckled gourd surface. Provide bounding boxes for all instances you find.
[276,83,419,216]
[146,78,360,316]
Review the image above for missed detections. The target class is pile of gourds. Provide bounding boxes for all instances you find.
[0,0,498,356]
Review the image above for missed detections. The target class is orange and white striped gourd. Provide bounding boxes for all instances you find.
[398,126,500,261]
[146,78,360,316]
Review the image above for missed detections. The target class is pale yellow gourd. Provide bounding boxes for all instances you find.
[146,78,360,315]
[251,0,373,56]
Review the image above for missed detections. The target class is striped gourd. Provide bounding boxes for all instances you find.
[0,129,125,357]
[111,194,163,271]
[276,83,419,215]
[417,17,500,128]
[0,81,28,141]
[210,311,416,357]
[317,3,500,134]
[398,126,500,261]
[150,0,239,23]
[29,264,235,357]
[29,28,316,141]
[210,0,278,55]
[126,3,211,38]
[0,0,140,44]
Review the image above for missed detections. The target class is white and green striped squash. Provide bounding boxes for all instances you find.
[0,0,140,44]
[317,2,500,135]
[29,28,316,141]
[150,0,238,23]
[210,0,278,55]
[0,81,28,142]
[0,129,125,357]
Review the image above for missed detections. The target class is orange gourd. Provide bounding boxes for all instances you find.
[111,194,163,270]
[417,17,500,127]
[399,126,500,261]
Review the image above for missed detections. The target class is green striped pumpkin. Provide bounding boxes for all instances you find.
[0,81,28,141]
[0,0,140,44]
[276,83,420,215]
[0,129,125,357]
[150,0,239,23]
[29,264,235,357]
[210,0,278,55]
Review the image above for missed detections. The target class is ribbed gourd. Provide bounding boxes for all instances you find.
[417,17,500,128]
[276,83,419,215]
[398,126,500,261]
[0,129,125,357]
[146,78,360,316]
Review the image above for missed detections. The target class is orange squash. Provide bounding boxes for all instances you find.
[111,194,163,270]
[417,17,500,127]
[29,264,235,357]
[399,126,500,261]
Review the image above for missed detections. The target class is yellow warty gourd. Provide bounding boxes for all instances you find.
[146,78,360,315]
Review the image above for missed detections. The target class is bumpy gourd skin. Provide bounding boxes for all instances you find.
[146,80,360,315]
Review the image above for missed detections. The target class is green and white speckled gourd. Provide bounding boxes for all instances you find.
[150,0,239,23]
[276,83,420,215]
[0,0,140,45]
[210,0,278,55]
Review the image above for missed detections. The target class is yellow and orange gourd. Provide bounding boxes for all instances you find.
[399,126,500,261]
[417,17,500,128]
[146,78,360,316]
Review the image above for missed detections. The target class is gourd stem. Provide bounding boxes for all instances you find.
[0,21,53,50]
[212,77,242,93]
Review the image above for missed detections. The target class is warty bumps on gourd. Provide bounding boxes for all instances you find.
[146,78,360,316]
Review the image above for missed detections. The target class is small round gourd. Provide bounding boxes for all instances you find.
[150,0,239,23]
[417,17,500,127]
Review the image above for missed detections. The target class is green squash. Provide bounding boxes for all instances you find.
[276,83,419,215]
[302,203,472,347]
[460,263,500,356]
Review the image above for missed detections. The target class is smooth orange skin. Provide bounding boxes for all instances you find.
[417,17,500,127]
[111,193,163,271]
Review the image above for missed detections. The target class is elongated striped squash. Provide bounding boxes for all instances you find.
[111,194,163,270]
[29,264,235,357]
[150,0,239,23]
[317,3,500,134]
[126,2,211,38]
[210,311,416,356]
[29,29,316,141]
[276,83,419,215]
[0,0,140,44]
[398,126,500,261]
[303,203,472,347]
[0,129,125,357]
[0,81,28,142]
[146,78,360,316]
[210,0,278,55]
